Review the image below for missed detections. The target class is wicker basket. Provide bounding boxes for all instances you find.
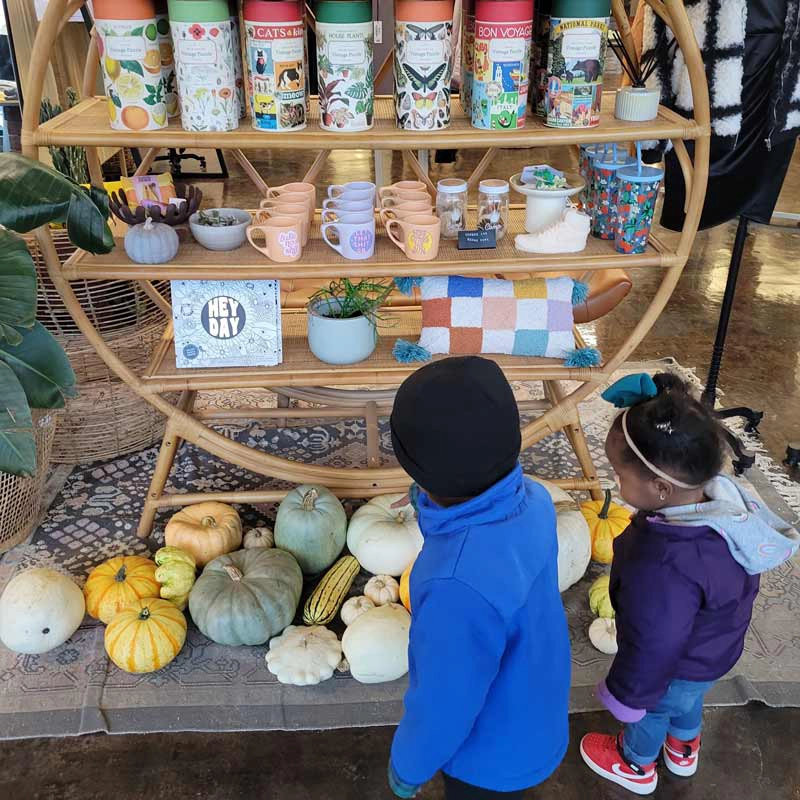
[0,411,57,555]
[26,230,172,464]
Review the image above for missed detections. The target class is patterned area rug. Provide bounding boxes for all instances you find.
[0,360,798,740]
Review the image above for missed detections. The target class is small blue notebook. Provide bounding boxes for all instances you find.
[171,280,282,369]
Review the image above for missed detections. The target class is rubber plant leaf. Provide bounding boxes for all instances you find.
[0,321,77,409]
[0,229,37,337]
[0,153,113,254]
[0,360,36,476]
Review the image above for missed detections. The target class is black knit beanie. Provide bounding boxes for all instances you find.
[390,356,521,498]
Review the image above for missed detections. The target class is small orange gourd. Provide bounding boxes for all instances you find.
[399,561,414,612]
[580,490,631,564]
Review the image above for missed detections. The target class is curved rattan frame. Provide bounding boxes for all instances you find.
[21,0,710,536]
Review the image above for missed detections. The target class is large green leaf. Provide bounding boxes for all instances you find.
[0,229,37,334]
[0,322,77,409]
[0,153,113,254]
[0,360,36,476]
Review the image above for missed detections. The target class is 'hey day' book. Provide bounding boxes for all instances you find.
[171,280,282,369]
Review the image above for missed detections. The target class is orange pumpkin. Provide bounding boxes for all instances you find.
[165,502,242,567]
[104,597,186,673]
[84,555,160,623]
[580,490,631,564]
[399,560,414,612]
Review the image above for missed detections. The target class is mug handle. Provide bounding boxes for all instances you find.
[328,185,343,199]
[378,208,397,226]
[385,220,407,254]
[321,208,339,224]
[246,226,272,258]
[378,187,394,201]
[320,223,344,255]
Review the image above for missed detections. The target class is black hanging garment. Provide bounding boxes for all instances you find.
[645,0,798,230]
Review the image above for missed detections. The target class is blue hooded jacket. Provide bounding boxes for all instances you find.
[390,465,571,792]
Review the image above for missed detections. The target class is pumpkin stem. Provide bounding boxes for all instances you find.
[301,488,319,512]
[223,565,244,582]
[599,490,612,520]
[114,565,127,582]
[395,511,406,524]
[138,606,151,621]
[201,515,218,528]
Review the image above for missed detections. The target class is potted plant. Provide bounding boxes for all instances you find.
[307,278,394,365]
[189,208,252,251]
[0,152,113,552]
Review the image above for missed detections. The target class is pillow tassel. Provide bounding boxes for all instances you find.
[564,347,601,368]
[393,277,423,296]
[393,339,431,363]
[571,280,590,306]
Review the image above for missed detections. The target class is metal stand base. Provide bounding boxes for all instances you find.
[700,216,764,475]
[133,147,229,180]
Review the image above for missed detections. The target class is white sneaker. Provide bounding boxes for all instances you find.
[515,208,591,254]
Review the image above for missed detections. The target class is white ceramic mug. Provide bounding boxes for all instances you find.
[328,181,376,202]
[321,212,376,260]
[321,198,375,222]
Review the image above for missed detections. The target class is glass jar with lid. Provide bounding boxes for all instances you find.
[477,179,510,240]
[436,178,468,239]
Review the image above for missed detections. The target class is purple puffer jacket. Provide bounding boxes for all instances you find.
[603,512,760,715]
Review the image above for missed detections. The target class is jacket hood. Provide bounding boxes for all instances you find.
[416,464,526,536]
[660,475,800,575]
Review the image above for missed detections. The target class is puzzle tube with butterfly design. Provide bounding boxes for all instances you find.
[394,0,454,131]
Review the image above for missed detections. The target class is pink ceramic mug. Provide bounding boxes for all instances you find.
[246,216,304,263]
[379,199,434,224]
[385,214,441,261]
[264,182,316,222]
[378,180,429,200]
[253,204,310,246]
[381,190,432,207]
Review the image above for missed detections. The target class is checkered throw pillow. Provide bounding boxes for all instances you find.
[393,275,600,367]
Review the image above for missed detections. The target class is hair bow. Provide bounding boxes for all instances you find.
[601,373,658,408]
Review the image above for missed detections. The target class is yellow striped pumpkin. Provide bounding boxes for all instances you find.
[84,555,160,624]
[104,597,187,673]
[303,555,360,626]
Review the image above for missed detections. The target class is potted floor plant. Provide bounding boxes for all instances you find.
[307,279,394,365]
[0,152,114,552]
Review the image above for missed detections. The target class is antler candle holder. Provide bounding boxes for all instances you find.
[109,185,203,226]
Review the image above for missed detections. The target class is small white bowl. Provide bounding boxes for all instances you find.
[189,208,252,251]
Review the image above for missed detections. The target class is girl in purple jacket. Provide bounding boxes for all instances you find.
[581,373,799,796]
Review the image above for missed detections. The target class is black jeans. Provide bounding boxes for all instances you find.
[443,774,526,799]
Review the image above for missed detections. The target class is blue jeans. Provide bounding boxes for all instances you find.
[623,679,715,765]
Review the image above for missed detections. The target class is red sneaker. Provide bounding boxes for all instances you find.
[663,733,701,777]
[580,732,658,796]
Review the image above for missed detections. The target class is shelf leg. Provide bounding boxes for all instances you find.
[402,150,435,194]
[134,147,160,177]
[230,149,269,196]
[374,150,391,189]
[137,391,195,538]
[365,401,380,468]
[543,381,602,499]
[302,150,330,185]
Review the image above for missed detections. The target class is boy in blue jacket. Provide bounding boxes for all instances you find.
[387,356,571,799]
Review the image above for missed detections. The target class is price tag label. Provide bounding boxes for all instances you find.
[374,21,383,44]
[458,229,497,250]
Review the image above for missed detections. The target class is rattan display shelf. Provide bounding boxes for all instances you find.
[62,207,669,282]
[141,308,592,393]
[27,94,704,152]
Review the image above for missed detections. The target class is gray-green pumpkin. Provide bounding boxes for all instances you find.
[188,548,302,646]
[274,485,347,575]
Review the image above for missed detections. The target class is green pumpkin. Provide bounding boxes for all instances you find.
[274,485,347,575]
[588,574,615,619]
[188,549,303,646]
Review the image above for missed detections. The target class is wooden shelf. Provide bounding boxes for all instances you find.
[29,93,704,151]
[63,207,669,282]
[142,308,587,392]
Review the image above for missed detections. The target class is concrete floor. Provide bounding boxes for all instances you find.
[2,145,799,797]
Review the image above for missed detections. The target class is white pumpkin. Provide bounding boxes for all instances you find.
[526,476,591,592]
[243,526,274,549]
[589,617,618,654]
[346,494,424,576]
[342,603,410,684]
[266,625,342,686]
[364,574,400,606]
[340,595,375,626]
[124,217,179,264]
[0,568,85,654]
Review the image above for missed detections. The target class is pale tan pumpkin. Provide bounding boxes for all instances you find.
[84,555,160,624]
[164,502,242,566]
[104,597,187,673]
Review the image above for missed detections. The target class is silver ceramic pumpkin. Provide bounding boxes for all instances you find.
[124,217,179,264]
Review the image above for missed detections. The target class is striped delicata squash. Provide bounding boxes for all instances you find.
[303,555,360,625]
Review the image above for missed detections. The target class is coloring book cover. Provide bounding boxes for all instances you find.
[172,280,282,369]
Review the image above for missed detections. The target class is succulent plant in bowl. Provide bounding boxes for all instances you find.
[189,207,251,251]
